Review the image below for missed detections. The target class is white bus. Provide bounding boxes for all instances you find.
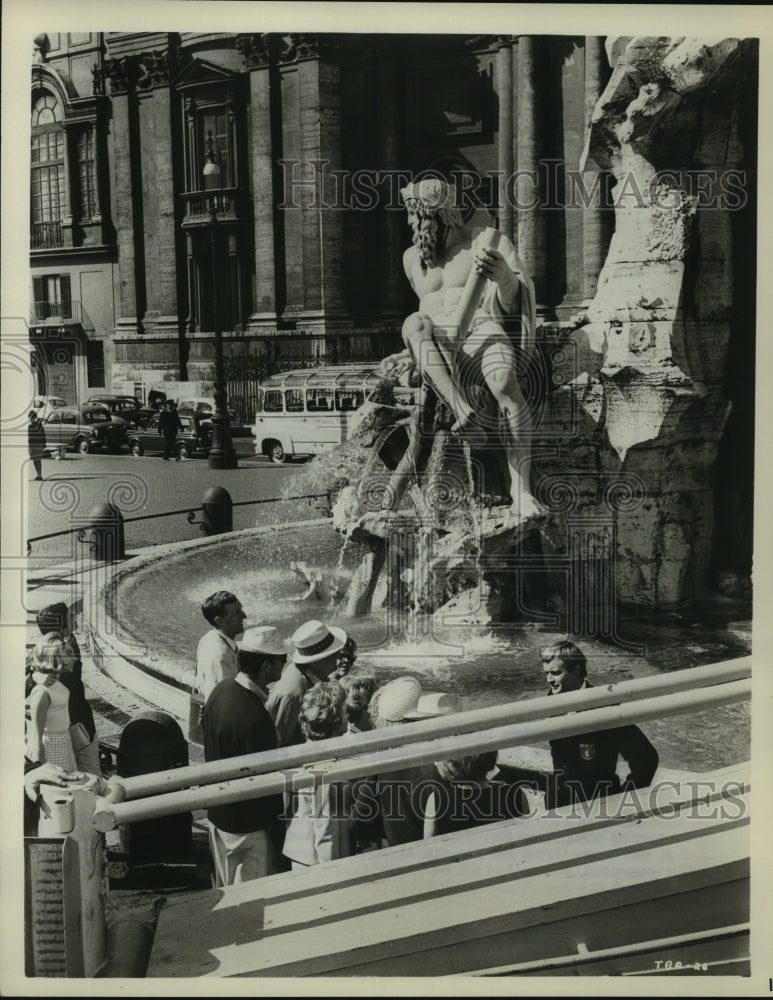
[253,365,384,463]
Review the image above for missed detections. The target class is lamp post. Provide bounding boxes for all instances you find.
[203,131,238,470]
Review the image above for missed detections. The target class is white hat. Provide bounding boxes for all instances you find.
[404,691,461,721]
[238,626,286,658]
[372,676,422,723]
[292,619,348,665]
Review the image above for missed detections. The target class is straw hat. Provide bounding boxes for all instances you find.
[238,626,286,658]
[292,619,348,665]
[404,691,461,721]
[372,676,422,723]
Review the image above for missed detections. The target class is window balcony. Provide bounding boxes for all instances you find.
[180,188,249,227]
[31,221,64,250]
[30,299,95,335]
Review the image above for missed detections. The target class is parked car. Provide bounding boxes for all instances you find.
[84,394,157,429]
[42,405,129,454]
[127,412,212,459]
[177,396,240,425]
[31,395,69,420]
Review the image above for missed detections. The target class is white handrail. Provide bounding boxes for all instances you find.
[106,657,751,801]
[93,674,750,832]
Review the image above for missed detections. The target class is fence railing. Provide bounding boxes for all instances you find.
[26,491,332,556]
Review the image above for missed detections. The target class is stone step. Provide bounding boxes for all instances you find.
[146,766,750,978]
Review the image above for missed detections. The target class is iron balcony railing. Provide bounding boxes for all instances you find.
[30,299,95,335]
[31,220,64,249]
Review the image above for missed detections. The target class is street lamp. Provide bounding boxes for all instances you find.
[203,131,238,470]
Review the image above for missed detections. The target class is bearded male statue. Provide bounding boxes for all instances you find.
[391,177,542,521]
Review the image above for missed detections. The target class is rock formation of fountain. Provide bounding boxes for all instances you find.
[323,36,756,631]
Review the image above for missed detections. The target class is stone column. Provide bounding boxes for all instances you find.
[582,36,612,303]
[496,39,514,245]
[515,36,551,316]
[105,61,143,336]
[376,37,405,324]
[286,34,352,334]
[140,74,178,334]
[238,34,280,331]
[60,123,77,248]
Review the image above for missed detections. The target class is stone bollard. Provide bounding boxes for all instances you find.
[201,485,233,535]
[116,712,192,863]
[88,502,126,562]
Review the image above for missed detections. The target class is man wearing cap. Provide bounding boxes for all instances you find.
[202,626,288,885]
[265,619,352,747]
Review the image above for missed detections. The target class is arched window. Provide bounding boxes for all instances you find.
[31,92,66,247]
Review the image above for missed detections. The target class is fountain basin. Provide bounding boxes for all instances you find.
[86,519,751,772]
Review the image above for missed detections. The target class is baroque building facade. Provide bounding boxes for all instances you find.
[29,31,616,398]
[28,31,757,604]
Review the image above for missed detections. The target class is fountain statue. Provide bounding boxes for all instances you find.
[328,177,551,627]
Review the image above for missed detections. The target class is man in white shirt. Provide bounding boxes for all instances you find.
[195,591,247,702]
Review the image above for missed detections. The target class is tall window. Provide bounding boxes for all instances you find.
[86,339,105,388]
[76,126,97,219]
[32,274,72,321]
[31,93,66,246]
[200,110,232,189]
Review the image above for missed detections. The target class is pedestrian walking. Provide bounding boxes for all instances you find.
[158,399,183,460]
[28,410,46,481]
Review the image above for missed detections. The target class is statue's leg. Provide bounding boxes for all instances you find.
[464,322,543,518]
[402,312,481,436]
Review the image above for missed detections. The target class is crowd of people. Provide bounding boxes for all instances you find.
[190,590,660,887]
[23,591,660,883]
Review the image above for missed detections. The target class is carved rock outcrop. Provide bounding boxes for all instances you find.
[537,35,756,607]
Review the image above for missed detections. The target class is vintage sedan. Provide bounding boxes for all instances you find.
[127,412,212,459]
[42,405,129,454]
[84,394,157,429]
[31,395,69,421]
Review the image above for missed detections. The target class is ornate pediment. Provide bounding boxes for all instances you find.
[32,63,78,101]
[174,56,240,91]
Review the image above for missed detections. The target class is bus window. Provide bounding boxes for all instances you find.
[262,390,283,413]
[285,389,304,413]
[306,388,335,412]
[335,389,364,412]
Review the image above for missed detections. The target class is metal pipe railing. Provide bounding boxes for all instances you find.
[93,673,750,832]
[460,922,750,977]
[106,658,751,801]
[26,493,330,551]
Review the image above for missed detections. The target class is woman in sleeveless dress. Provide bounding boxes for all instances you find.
[26,633,78,772]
